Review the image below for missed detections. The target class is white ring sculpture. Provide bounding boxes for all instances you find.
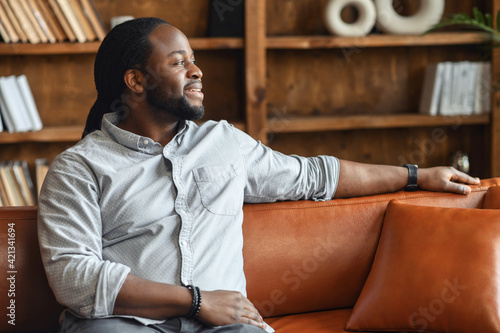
[374,0,445,35]
[324,0,377,37]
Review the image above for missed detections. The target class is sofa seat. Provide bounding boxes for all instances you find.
[266,309,354,333]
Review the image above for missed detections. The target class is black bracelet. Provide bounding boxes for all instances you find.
[186,285,202,320]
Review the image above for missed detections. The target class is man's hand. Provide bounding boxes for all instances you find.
[198,290,266,330]
[418,167,481,195]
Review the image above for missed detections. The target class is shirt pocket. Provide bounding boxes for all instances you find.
[193,164,242,216]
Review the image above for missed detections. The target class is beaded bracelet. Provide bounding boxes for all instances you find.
[186,285,202,320]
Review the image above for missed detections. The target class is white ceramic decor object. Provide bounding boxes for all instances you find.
[375,0,445,35]
[324,0,377,37]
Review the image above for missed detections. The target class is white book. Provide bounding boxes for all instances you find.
[0,91,14,132]
[454,62,470,116]
[482,62,492,114]
[0,76,31,132]
[16,75,42,131]
[438,62,453,116]
[464,62,478,115]
[419,62,444,116]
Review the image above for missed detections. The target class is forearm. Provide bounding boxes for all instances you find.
[335,160,408,198]
[113,274,191,319]
[334,160,481,198]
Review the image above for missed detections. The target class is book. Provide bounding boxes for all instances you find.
[12,161,36,206]
[68,0,96,41]
[0,88,15,133]
[27,0,57,43]
[0,162,23,206]
[0,2,19,43]
[0,19,11,43]
[438,62,454,116]
[7,0,41,44]
[419,63,444,116]
[19,0,49,43]
[0,0,29,43]
[48,0,77,42]
[79,0,106,41]
[16,75,43,131]
[56,0,86,43]
[35,0,66,42]
[0,76,32,132]
[35,158,49,197]
[0,169,9,206]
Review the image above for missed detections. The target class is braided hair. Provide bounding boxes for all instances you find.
[82,17,168,138]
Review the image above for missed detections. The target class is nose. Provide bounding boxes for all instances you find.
[188,62,203,80]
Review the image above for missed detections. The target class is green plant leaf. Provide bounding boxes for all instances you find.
[473,7,486,25]
[497,9,500,32]
[486,13,493,28]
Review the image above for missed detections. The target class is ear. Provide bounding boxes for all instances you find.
[123,69,145,94]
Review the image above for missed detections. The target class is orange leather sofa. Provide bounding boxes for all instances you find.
[0,178,499,333]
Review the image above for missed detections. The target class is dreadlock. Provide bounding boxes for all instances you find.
[82,17,168,138]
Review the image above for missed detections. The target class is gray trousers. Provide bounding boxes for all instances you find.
[60,312,267,333]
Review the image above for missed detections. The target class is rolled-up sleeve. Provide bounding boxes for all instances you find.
[37,153,130,318]
[233,127,340,203]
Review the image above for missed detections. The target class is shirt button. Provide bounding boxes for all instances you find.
[143,140,149,145]
[181,240,187,247]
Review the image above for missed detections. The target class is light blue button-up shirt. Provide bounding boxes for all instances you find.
[38,111,339,327]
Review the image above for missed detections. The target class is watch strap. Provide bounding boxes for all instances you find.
[403,164,418,191]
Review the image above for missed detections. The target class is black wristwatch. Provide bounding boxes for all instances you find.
[403,164,418,191]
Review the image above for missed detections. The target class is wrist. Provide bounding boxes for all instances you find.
[186,285,202,320]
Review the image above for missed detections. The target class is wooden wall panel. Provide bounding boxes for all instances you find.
[267,0,487,36]
[93,0,211,37]
[0,55,96,127]
[267,45,484,117]
[268,125,489,178]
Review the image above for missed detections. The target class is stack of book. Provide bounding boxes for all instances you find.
[0,160,36,206]
[0,0,106,44]
[0,75,42,133]
[0,159,49,206]
[419,61,491,117]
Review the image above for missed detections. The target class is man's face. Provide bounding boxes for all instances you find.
[143,25,204,121]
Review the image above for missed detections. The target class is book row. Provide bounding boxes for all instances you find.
[419,61,491,117]
[0,159,49,207]
[0,75,42,133]
[0,0,107,44]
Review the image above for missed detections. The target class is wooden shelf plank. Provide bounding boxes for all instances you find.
[0,121,245,144]
[0,126,84,143]
[266,32,490,49]
[268,114,491,133]
[189,38,244,50]
[0,38,244,55]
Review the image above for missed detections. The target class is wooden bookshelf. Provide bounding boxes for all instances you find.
[0,0,498,179]
[268,114,491,133]
[266,32,490,49]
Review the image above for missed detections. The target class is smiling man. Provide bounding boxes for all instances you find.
[37,18,480,333]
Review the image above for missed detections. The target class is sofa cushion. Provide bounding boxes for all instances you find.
[345,201,500,333]
[266,308,354,333]
[483,186,500,209]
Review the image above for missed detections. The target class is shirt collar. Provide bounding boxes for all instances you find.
[101,111,190,154]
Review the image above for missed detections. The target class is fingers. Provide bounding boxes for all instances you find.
[449,169,480,186]
[241,299,266,329]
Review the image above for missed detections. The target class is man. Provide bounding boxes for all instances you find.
[38,18,480,333]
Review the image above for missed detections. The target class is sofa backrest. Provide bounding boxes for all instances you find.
[0,207,64,332]
[242,179,500,318]
[0,179,498,331]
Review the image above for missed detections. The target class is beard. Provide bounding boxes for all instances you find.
[147,86,205,121]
